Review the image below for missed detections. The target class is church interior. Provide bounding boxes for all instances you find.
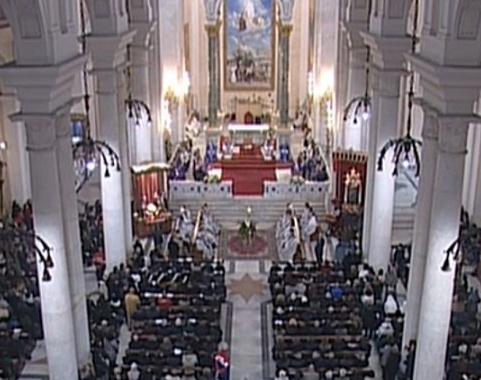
[1,0,481,379]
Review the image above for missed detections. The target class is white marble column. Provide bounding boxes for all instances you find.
[149,0,164,162]
[54,110,91,366]
[117,68,134,250]
[24,114,79,379]
[367,70,402,271]
[95,69,128,270]
[343,48,366,150]
[402,110,438,349]
[131,37,153,164]
[413,120,469,380]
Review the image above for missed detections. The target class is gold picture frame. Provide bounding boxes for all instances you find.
[223,0,276,91]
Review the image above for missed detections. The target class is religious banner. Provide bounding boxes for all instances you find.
[332,150,368,208]
[224,0,275,91]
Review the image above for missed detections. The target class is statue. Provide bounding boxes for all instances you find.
[344,168,362,205]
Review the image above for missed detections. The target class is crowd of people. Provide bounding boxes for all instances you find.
[0,201,41,378]
[119,258,227,379]
[270,259,408,380]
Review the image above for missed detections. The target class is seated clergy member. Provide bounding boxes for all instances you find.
[201,203,220,236]
[176,205,194,243]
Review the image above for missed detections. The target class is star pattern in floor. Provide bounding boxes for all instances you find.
[227,273,268,302]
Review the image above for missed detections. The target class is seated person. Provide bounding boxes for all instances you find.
[176,206,194,244]
[261,139,275,160]
[201,204,220,236]
[192,149,206,182]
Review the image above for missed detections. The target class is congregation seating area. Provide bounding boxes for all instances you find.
[121,259,226,379]
[0,202,41,378]
[269,261,376,379]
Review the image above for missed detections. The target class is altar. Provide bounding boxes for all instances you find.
[227,123,270,146]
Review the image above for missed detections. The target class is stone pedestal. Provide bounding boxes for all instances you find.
[402,111,438,349]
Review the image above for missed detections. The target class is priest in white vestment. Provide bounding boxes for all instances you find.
[177,205,194,244]
[302,208,317,261]
[279,227,298,262]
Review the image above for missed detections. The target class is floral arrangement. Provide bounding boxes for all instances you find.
[203,174,221,184]
[290,175,306,185]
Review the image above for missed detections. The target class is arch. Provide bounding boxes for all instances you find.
[244,111,254,124]
[0,0,49,65]
[127,0,152,23]
[454,0,481,40]
[84,0,129,36]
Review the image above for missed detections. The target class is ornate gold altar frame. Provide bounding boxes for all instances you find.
[223,0,276,91]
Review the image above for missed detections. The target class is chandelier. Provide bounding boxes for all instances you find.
[377,0,422,177]
[74,0,121,192]
[343,0,372,124]
[342,51,371,124]
[0,222,53,281]
[125,46,152,127]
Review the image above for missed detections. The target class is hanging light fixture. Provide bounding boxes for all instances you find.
[0,222,54,281]
[124,0,152,128]
[377,0,422,177]
[125,46,152,127]
[343,0,372,124]
[343,49,372,124]
[74,0,121,192]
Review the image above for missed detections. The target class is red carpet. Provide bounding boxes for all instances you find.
[211,148,291,195]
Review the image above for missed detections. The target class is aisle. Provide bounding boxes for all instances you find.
[226,260,272,380]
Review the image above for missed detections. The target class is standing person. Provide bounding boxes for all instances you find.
[315,235,325,263]
[124,287,140,328]
[214,342,230,380]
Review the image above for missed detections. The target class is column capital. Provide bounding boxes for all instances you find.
[361,31,411,71]
[131,21,157,48]
[88,30,136,71]
[0,54,86,115]
[278,22,293,36]
[437,117,471,155]
[205,21,222,36]
[407,52,481,115]
[370,66,405,98]
[11,106,71,152]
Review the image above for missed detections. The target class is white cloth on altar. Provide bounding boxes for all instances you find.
[227,123,269,132]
